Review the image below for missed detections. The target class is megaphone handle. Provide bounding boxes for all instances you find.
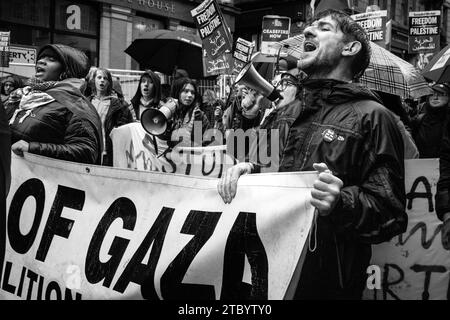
[267,88,283,102]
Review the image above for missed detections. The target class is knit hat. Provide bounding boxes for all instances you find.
[431,83,450,95]
[37,44,91,79]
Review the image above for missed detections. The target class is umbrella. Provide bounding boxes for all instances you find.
[421,43,450,83]
[277,35,305,60]
[359,42,433,99]
[125,29,204,79]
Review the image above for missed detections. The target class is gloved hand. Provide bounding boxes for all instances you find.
[214,104,223,121]
[193,105,203,121]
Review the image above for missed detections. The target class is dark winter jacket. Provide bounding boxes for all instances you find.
[9,79,103,164]
[436,118,450,221]
[0,99,10,295]
[411,103,449,158]
[90,96,134,166]
[258,79,407,299]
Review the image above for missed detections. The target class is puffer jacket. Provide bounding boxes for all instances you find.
[9,79,102,164]
[262,79,407,299]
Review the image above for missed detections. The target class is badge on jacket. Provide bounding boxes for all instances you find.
[322,129,336,142]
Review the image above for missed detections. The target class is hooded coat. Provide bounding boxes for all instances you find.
[287,80,407,299]
[9,44,102,164]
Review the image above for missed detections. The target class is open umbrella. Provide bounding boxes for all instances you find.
[421,43,450,83]
[359,42,433,99]
[125,29,204,79]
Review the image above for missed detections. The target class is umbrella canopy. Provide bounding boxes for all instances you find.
[359,42,433,99]
[125,29,204,79]
[277,35,304,60]
[421,43,450,83]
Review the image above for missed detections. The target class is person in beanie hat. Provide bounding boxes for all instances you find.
[9,44,102,164]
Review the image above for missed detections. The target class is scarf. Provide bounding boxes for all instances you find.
[9,78,58,125]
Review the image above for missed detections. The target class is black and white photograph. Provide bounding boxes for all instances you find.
[0,0,449,308]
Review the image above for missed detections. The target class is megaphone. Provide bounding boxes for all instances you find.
[141,98,179,136]
[235,63,282,101]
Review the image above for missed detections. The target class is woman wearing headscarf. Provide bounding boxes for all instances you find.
[8,44,102,164]
[88,68,133,166]
[130,70,161,121]
[163,77,209,147]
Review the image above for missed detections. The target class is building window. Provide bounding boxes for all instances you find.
[0,22,50,47]
[0,0,99,66]
[132,14,164,40]
[54,0,99,36]
[401,0,408,26]
[0,0,50,28]
[177,22,198,35]
[390,0,396,20]
[54,33,98,66]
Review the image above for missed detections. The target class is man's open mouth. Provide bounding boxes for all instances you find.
[35,66,45,73]
[304,41,317,52]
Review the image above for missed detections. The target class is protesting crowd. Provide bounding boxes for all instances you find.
[1,4,450,301]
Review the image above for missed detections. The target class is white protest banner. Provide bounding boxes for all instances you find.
[408,11,441,54]
[261,16,291,55]
[110,122,235,178]
[0,31,10,67]
[1,153,316,300]
[191,0,233,59]
[232,37,254,75]
[363,159,450,300]
[351,10,387,48]
[202,49,232,77]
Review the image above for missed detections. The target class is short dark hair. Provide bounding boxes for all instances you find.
[314,9,371,79]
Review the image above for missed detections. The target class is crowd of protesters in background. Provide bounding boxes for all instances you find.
[3,7,450,300]
[2,43,449,164]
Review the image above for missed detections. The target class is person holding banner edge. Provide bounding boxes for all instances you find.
[217,9,407,299]
[8,44,103,164]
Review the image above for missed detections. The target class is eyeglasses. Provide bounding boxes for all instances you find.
[276,78,298,91]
